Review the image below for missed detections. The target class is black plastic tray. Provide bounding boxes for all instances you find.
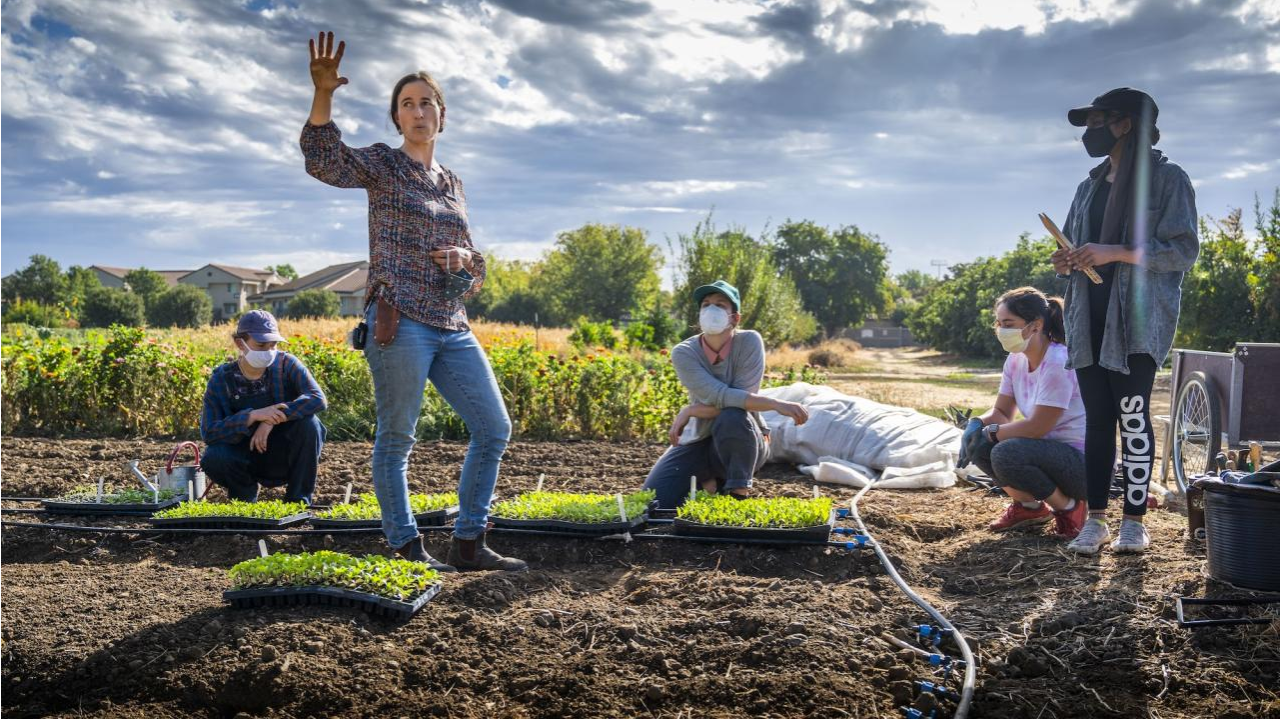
[43,497,183,515]
[223,583,441,621]
[489,513,648,535]
[309,505,459,530]
[150,511,311,530]
[672,510,835,543]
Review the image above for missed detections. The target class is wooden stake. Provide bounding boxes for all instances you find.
[1039,212,1103,284]
[344,482,353,505]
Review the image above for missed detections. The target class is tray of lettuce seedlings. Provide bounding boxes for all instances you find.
[43,484,185,515]
[489,489,655,535]
[224,550,442,621]
[151,499,310,529]
[673,492,835,542]
[310,492,459,529]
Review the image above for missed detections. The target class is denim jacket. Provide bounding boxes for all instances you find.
[1061,150,1199,373]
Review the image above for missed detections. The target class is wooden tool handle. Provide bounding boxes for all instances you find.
[1040,213,1103,284]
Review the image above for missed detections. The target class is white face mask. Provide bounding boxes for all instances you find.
[699,305,733,335]
[995,325,1031,354]
[238,341,278,369]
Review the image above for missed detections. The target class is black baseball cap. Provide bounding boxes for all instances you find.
[1067,87,1158,127]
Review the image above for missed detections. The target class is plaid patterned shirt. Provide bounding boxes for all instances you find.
[300,121,487,330]
[200,353,327,445]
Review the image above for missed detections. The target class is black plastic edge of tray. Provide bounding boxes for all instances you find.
[42,497,183,515]
[150,511,312,529]
[672,510,835,543]
[489,514,648,535]
[309,506,460,530]
[223,583,442,621]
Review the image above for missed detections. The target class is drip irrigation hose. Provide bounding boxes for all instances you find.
[0,497,46,502]
[0,519,865,549]
[848,484,977,719]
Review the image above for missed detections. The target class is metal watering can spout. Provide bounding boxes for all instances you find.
[126,460,159,492]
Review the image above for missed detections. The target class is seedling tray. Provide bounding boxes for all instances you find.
[43,497,184,515]
[490,514,648,536]
[673,510,835,543]
[150,512,311,530]
[223,583,442,621]
[309,505,459,530]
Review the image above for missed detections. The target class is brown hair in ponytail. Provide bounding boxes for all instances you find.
[996,286,1066,345]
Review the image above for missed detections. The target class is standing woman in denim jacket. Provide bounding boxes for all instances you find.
[299,31,525,572]
[1049,88,1199,556]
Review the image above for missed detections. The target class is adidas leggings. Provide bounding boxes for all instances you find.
[1075,355,1157,516]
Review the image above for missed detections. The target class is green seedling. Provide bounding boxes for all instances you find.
[54,484,182,505]
[154,499,308,520]
[229,550,440,601]
[676,492,832,528]
[492,489,655,524]
[314,492,459,521]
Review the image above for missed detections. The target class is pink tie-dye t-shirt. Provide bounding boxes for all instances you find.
[997,342,1086,453]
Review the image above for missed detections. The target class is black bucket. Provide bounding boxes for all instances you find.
[1198,478,1280,591]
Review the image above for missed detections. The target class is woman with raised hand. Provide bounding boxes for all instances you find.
[1050,88,1199,555]
[299,31,525,572]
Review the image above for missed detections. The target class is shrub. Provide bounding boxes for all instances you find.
[148,285,213,328]
[287,289,341,319]
[568,317,620,350]
[806,339,860,368]
[81,287,145,328]
[2,300,68,328]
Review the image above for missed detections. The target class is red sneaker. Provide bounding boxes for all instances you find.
[1052,501,1088,539]
[989,502,1052,532]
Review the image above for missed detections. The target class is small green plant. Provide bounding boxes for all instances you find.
[229,550,439,601]
[314,492,458,521]
[154,499,308,520]
[492,489,655,523]
[677,492,832,528]
[53,484,182,505]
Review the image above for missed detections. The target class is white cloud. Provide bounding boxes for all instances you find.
[604,180,765,196]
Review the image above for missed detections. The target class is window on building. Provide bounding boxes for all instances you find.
[224,304,236,315]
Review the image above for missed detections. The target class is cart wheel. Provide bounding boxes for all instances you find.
[1172,371,1222,493]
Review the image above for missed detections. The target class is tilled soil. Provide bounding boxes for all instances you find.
[2,437,1277,719]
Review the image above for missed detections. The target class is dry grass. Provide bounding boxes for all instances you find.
[768,337,864,371]
[150,318,573,356]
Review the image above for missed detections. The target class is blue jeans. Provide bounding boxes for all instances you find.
[364,307,512,547]
[202,415,326,505]
[642,408,769,509]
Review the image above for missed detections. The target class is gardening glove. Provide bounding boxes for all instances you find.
[957,418,983,468]
[966,426,996,470]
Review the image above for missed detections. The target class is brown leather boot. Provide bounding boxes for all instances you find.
[446,533,528,572]
[393,535,456,572]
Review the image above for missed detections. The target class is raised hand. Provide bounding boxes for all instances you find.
[309,31,348,93]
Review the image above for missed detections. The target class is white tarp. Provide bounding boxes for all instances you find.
[760,382,962,489]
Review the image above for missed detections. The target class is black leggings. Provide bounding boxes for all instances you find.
[1075,355,1157,515]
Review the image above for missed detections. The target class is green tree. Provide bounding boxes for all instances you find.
[123,268,167,308]
[148,284,214,328]
[1176,210,1257,351]
[81,287,145,328]
[287,289,341,318]
[895,269,938,300]
[467,258,546,324]
[905,235,1063,357]
[538,224,662,325]
[2,254,66,307]
[63,265,103,320]
[671,217,817,346]
[268,264,299,281]
[1252,189,1280,342]
[772,220,891,335]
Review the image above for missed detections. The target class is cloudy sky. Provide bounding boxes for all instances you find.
[3,0,1278,282]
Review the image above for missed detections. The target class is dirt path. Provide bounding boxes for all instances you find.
[3,437,1276,719]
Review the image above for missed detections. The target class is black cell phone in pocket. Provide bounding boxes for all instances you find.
[350,320,368,350]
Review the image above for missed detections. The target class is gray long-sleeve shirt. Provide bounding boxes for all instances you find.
[670,330,769,442]
[1061,150,1199,373]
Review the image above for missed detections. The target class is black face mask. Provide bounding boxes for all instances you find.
[1082,124,1121,157]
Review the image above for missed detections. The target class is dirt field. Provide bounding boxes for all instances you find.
[3,436,1277,719]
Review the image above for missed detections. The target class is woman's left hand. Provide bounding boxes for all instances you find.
[1068,243,1131,268]
[430,247,472,273]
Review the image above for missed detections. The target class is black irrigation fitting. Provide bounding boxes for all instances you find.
[849,485,977,720]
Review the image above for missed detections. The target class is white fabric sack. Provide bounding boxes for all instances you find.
[763,382,962,489]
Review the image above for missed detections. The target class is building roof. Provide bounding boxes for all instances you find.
[90,265,193,287]
[250,261,369,300]
[179,263,278,282]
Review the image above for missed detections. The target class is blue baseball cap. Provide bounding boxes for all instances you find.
[693,280,741,312]
[236,310,285,342]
